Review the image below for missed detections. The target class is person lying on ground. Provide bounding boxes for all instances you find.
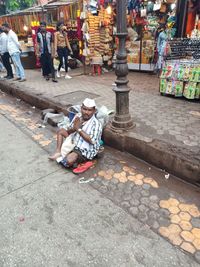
[49,98,102,167]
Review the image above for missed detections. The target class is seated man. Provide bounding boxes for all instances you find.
[49,98,102,167]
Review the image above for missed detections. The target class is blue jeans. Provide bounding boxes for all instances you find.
[11,52,25,79]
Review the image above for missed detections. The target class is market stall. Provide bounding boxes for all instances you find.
[0,0,82,69]
[159,37,200,100]
[126,0,177,71]
[80,0,114,73]
[159,0,200,100]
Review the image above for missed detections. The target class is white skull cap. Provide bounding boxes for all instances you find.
[82,98,96,108]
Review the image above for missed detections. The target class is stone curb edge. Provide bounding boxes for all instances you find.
[0,80,199,186]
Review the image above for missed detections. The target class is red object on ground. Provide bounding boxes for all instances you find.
[73,161,94,174]
[19,217,25,222]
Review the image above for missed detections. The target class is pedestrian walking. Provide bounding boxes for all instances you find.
[2,23,26,82]
[0,26,13,79]
[36,21,57,83]
[54,22,73,79]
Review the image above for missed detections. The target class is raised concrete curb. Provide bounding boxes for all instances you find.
[0,80,199,186]
[104,127,200,186]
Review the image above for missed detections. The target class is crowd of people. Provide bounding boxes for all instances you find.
[0,21,74,83]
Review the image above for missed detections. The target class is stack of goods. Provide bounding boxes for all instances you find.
[98,8,113,63]
[127,41,140,64]
[167,38,200,60]
[88,14,102,64]
[81,4,114,67]
[141,39,155,64]
[88,14,100,56]
[160,60,200,99]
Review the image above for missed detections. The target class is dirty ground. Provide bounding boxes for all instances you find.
[0,90,200,266]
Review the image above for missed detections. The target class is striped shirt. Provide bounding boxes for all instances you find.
[70,114,102,160]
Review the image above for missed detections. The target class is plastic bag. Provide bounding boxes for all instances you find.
[61,135,75,158]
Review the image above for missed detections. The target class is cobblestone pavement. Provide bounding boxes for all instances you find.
[3,69,200,160]
[1,91,200,264]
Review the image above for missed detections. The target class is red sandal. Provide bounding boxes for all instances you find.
[73,161,94,174]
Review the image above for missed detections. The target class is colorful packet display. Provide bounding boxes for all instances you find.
[192,66,200,83]
[177,65,184,80]
[183,82,197,99]
[189,67,195,82]
[172,63,180,80]
[183,65,190,81]
[197,67,200,83]
[160,60,200,99]
[160,79,167,93]
[166,80,174,95]
[165,64,173,79]
[174,81,184,97]
[160,66,168,79]
[195,83,200,99]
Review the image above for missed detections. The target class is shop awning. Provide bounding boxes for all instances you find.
[0,0,79,18]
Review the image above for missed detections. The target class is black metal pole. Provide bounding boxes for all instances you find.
[111,0,134,129]
[176,0,188,37]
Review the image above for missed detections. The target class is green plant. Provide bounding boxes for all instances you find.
[6,0,37,11]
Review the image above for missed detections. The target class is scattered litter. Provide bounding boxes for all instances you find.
[96,105,114,127]
[57,116,70,130]
[27,111,33,115]
[32,106,36,109]
[19,217,25,222]
[79,177,95,184]
[56,156,63,163]
[16,98,21,102]
[102,67,109,73]
[37,123,45,128]
[43,112,64,125]
[149,167,151,170]
[165,174,170,180]
[189,111,200,117]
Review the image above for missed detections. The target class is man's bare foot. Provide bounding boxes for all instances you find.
[48,152,61,161]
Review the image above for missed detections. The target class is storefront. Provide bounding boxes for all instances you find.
[159,0,200,100]
[125,0,177,71]
[80,0,114,72]
[0,0,82,68]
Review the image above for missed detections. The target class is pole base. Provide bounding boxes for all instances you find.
[111,114,135,130]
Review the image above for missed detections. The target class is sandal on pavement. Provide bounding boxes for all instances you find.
[73,161,94,174]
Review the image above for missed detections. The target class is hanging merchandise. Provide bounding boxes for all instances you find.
[153,2,161,12]
[81,1,114,71]
[160,3,167,13]
[125,0,178,71]
[128,0,141,13]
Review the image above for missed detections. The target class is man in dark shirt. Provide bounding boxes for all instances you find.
[36,22,57,82]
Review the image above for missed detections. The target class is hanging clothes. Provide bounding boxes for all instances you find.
[156,30,168,70]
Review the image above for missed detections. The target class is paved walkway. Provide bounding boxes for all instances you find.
[1,68,200,181]
[6,68,200,149]
[0,91,200,265]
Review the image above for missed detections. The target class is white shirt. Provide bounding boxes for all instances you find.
[7,30,21,55]
[0,32,8,55]
[70,114,102,160]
